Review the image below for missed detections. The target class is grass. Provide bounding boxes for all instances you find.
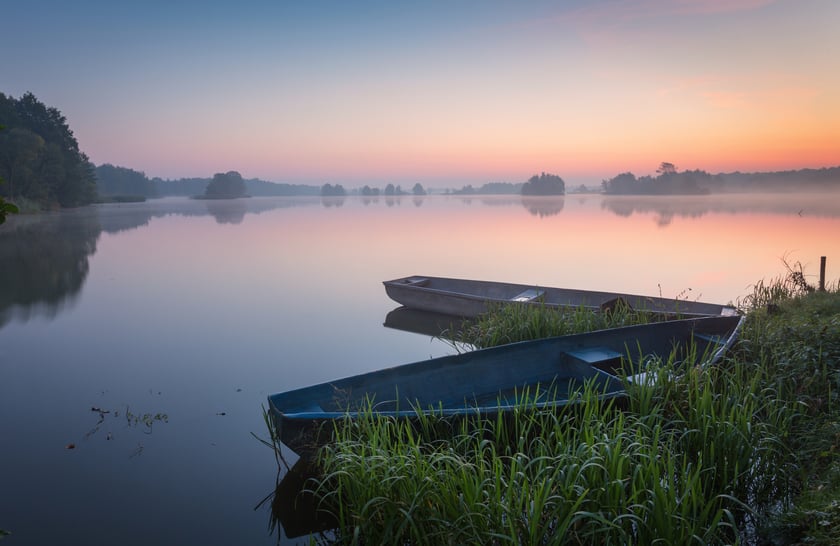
[449,298,659,351]
[735,275,840,545]
[264,269,840,545]
[308,356,791,544]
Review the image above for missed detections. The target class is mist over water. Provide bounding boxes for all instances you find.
[1,193,838,544]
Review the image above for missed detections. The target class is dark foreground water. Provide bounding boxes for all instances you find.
[1,193,838,544]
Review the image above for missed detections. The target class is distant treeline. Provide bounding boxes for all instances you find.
[4,92,840,210]
[95,164,320,199]
[448,174,565,196]
[602,162,840,195]
[343,183,427,196]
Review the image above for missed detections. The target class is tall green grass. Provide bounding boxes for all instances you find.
[736,279,840,544]
[452,300,658,350]
[264,269,840,545]
[302,350,792,545]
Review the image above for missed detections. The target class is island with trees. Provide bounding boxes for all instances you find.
[201,171,247,199]
[521,172,565,195]
[447,176,565,196]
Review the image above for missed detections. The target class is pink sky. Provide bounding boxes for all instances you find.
[5,0,839,187]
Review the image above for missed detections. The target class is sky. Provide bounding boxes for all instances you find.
[3,0,839,188]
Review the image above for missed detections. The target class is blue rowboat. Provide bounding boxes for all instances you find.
[268,315,744,455]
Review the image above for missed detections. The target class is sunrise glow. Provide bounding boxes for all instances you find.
[5,0,839,187]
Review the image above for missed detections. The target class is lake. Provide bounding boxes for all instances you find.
[1,192,838,545]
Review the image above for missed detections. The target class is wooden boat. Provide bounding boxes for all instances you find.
[268,315,744,455]
[383,275,738,319]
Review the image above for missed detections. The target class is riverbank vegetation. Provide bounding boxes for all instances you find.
[268,269,840,545]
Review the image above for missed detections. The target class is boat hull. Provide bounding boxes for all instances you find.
[269,315,744,455]
[383,275,737,319]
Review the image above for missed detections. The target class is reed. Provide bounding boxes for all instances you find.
[303,353,788,545]
[264,274,839,544]
[736,281,840,544]
[453,300,657,350]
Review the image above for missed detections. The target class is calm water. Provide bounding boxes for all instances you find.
[1,193,839,544]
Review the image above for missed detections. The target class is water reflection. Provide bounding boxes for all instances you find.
[4,192,838,331]
[0,197,322,328]
[601,192,840,226]
[3,190,838,544]
[383,306,470,339]
[264,457,337,541]
[97,204,157,234]
[98,197,320,232]
[443,195,566,217]
[206,198,248,224]
[521,196,565,217]
[0,212,99,327]
[320,196,346,208]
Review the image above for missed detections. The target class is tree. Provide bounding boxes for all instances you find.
[0,92,97,208]
[412,183,426,196]
[204,171,246,198]
[0,198,18,224]
[0,127,45,199]
[58,152,97,206]
[96,164,157,198]
[477,182,521,194]
[320,183,346,197]
[521,172,565,195]
[602,172,637,194]
[602,168,710,195]
[0,125,20,224]
[657,162,677,175]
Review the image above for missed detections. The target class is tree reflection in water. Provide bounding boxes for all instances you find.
[0,197,321,328]
[261,456,338,541]
[601,192,840,226]
[521,196,565,217]
[0,211,101,327]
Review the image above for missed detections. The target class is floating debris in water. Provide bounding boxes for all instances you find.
[69,404,169,457]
